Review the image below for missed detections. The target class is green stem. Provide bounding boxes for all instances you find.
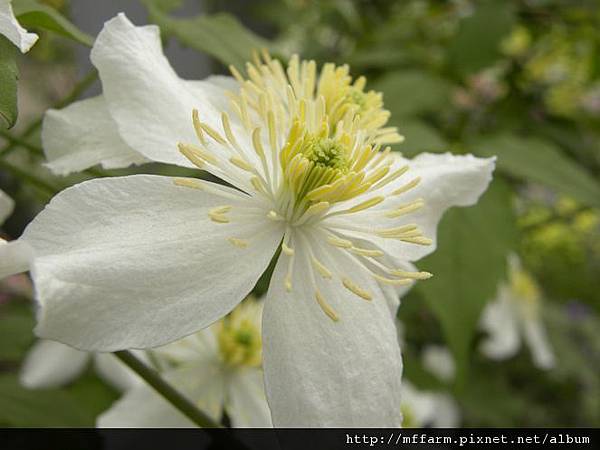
[0,159,59,196]
[0,69,98,158]
[0,130,43,155]
[114,350,221,428]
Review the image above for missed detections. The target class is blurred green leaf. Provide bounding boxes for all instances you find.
[475,134,600,208]
[372,70,451,118]
[0,301,35,361]
[417,179,517,386]
[67,371,120,419]
[13,0,94,47]
[145,4,270,69]
[0,374,95,426]
[394,119,447,157]
[448,0,515,76]
[0,36,18,129]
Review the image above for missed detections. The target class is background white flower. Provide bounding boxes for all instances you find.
[401,381,460,428]
[99,299,272,428]
[479,254,556,370]
[0,13,495,426]
[0,0,38,53]
[20,339,143,392]
[422,345,456,383]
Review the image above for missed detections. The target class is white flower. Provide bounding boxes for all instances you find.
[0,0,38,53]
[20,339,142,392]
[0,14,495,426]
[479,255,556,370]
[401,381,460,428]
[421,345,456,383]
[99,299,271,428]
[0,189,32,279]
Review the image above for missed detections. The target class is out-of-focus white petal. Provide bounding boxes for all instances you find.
[20,339,89,388]
[479,286,521,360]
[21,175,283,350]
[98,363,225,427]
[262,234,403,427]
[0,189,14,224]
[90,14,236,169]
[422,345,456,382]
[401,381,461,428]
[0,0,38,53]
[42,96,147,175]
[94,352,144,392]
[522,319,556,370]
[226,368,272,427]
[0,239,33,279]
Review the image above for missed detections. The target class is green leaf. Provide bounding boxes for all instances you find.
[67,371,120,418]
[394,119,447,157]
[12,0,94,47]
[0,36,18,129]
[372,70,452,118]
[417,179,517,385]
[0,374,95,426]
[145,4,270,69]
[0,301,35,361]
[447,0,515,76]
[474,133,600,208]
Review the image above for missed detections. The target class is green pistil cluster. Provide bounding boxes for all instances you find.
[217,319,261,368]
[303,137,349,172]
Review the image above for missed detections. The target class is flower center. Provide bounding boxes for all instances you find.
[216,301,262,368]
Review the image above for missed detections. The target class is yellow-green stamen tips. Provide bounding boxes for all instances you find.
[217,300,262,368]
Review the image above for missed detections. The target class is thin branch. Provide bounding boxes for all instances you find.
[113,350,222,428]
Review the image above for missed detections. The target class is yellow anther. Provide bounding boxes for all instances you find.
[221,112,241,151]
[267,210,284,221]
[327,236,353,248]
[251,127,266,159]
[372,274,413,286]
[392,177,421,196]
[311,256,332,279]
[282,242,295,256]
[284,275,292,292]
[199,122,228,146]
[342,278,372,301]
[347,196,384,213]
[209,213,229,224]
[173,178,205,190]
[191,109,207,146]
[349,247,384,257]
[401,236,433,246]
[229,156,254,172]
[315,290,339,322]
[385,199,425,218]
[376,224,419,238]
[210,205,233,215]
[227,238,249,248]
[304,201,330,217]
[390,270,432,280]
[178,142,217,166]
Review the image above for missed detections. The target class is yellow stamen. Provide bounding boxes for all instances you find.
[315,290,339,321]
[227,238,249,248]
[342,278,372,301]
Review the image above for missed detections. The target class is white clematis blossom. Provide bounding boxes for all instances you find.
[479,255,556,370]
[20,339,143,392]
[0,189,32,278]
[0,14,495,426]
[401,381,460,428]
[0,0,38,52]
[99,299,271,428]
[421,345,456,383]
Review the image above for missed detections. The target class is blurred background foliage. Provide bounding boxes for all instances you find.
[0,0,599,427]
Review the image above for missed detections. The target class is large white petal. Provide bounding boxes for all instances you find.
[98,363,225,427]
[226,368,272,427]
[20,339,89,389]
[262,233,403,427]
[478,286,521,360]
[22,174,283,350]
[0,239,33,279]
[42,96,147,175]
[0,0,38,53]
[326,153,495,263]
[0,189,13,224]
[90,15,245,170]
[94,352,144,392]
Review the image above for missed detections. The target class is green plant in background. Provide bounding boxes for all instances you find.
[0,0,599,427]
